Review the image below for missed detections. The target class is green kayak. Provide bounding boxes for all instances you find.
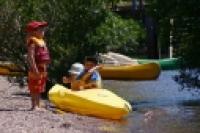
[137,58,180,70]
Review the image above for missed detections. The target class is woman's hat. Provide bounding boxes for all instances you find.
[26,21,48,32]
[68,63,84,75]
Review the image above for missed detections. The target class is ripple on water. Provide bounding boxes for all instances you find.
[102,71,200,133]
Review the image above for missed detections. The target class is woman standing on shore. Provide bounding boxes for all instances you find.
[26,21,50,111]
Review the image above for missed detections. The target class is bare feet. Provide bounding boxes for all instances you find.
[36,107,47,112]
[30,106,46,112]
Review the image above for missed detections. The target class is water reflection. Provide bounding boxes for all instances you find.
[101,71,200,133]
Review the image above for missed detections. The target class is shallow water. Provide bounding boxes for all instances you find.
[101,71,200,133]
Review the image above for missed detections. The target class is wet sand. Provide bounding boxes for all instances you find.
[0,76,117,133]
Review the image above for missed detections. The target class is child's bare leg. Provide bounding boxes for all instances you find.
[30,93,36,110]
[35,93,47,111]
[35,93,40,108]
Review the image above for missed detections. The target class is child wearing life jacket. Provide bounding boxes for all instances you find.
[26,21,50,111]
[70,56,102,90]
[63,57,102,91]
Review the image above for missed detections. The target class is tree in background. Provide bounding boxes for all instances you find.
[88,12,145,57]
[145,0,200,88]
[0,0,145,82]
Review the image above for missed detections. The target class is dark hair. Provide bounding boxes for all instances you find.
[85,56,98,64]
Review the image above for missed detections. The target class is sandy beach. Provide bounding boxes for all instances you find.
[0,76,118,133]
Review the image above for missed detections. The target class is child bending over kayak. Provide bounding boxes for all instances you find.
[62,63,84,88]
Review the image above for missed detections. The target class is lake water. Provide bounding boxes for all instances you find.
[100,71,200,133]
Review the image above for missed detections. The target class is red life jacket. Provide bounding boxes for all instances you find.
[27,37,51,64]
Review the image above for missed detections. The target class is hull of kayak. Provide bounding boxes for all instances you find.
[48,84,132,120]
[0,67,25,76]
[99,63,160,80]
[137,58,180,70]
[0,61,25,76]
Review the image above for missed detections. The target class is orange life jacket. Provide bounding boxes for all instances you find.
[27,37,51,64]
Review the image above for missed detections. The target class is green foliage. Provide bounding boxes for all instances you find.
[88,12,145,56]
[0,0,107,81]
[0,0,25,62]
[146,0,200,67]
[146,0,200,88]
[0,0,144,82]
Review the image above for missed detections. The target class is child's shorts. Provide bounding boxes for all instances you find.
[28,71,47,94]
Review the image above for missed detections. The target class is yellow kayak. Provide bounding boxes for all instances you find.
[99,63,161,80]
[0,61,23,72]
[0,67,25,76]
[48,84,132,120]
[0,61,25,76]
[0,67,10,75]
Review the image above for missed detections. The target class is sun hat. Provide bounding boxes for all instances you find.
[68,63,84,75]
[26,21,48,32]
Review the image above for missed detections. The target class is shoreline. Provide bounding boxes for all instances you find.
[0,76,118,133]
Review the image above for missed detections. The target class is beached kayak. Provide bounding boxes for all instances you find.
[99,63,160,80]
[0,67,25,76]
[0,61,25,76]
[0,61,23,72]
[0,67,10,75]
[48,84,132,120]
[137,58,180,70]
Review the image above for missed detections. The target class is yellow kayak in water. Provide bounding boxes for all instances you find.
[48,84,132,120]
[99,63,161,80]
